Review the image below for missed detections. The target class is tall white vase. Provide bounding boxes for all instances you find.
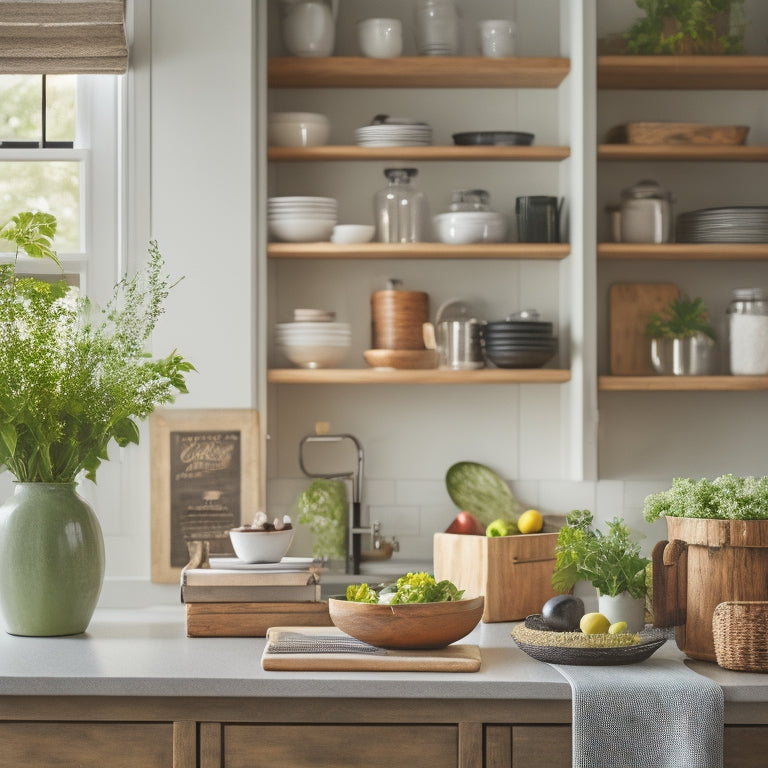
[597,591,646,632]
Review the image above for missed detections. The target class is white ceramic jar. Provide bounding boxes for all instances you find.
[727,287,768,375]
[619,179,673,243]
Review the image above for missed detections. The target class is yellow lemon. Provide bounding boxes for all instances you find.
[517,509,543,534]
[608,621,628,634]
[579,612,611,634]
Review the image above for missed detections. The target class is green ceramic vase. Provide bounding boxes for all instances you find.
[0,483,105,636]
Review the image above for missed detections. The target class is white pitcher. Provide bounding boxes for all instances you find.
[280,0,338,58]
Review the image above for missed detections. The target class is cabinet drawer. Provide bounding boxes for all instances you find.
[725,725,768,767]
[0,723,174,767]
[512,725,571,768]
[224,724,457,768]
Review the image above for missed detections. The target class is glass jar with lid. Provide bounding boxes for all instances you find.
[414,0,460,56]
[727,288,768,375]
[373,168,431,243]
[619,179,673,244]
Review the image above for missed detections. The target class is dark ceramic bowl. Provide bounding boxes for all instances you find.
[453,131,534,146]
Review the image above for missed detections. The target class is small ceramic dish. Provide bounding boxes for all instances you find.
[452,131,534,146]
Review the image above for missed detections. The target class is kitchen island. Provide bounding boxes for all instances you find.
[0,607,766,767]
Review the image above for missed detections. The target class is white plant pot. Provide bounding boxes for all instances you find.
[597,591,646,633]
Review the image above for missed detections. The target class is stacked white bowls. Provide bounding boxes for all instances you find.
[275,309,351,369]
[268,196,338,242]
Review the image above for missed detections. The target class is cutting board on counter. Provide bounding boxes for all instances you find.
[609,283,679,375]
[261,626,481,672]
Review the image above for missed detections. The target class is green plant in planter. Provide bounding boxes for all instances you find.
[643,474,768,521]
[624,0,746,55]
[552,509,650,599]
[0,211,194,483]
[645,295,716,341]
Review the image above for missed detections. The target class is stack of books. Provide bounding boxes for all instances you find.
[181,556,333,637]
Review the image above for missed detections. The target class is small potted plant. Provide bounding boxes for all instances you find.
[623,0,746,55]
[552,509,650,631]
[645,295,717,375]
[644,475,768,661]
[0,211,193,637]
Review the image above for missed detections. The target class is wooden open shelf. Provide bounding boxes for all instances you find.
[599,375,768,391]
[269,56,570,89]
[268,145,570,162]
[267,242,570,260]
[268,368,571,385]
[598,145,768,161]
[598,243,768,261]
[597,56,768,90]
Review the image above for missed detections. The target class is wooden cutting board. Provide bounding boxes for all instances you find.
[261,626,481,672]
[609,283,679,375]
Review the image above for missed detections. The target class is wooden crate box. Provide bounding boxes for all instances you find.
[433,532,561,623]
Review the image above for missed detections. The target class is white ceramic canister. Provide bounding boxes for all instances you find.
[280,0,337,57]
[619,179,673,243]
[727,288,768,375]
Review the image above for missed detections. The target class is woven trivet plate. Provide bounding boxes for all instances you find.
[510,614,668,666]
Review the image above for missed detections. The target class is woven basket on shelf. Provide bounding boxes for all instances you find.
[712,601,768,673]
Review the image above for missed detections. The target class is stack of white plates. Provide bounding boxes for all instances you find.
[268,196,338,242]
[354,122,432,147]
[275,321,351,369]
[677,207,768,244]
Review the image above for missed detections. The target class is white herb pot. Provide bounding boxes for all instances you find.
[597,591,646,633]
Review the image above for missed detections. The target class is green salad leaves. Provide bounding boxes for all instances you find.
[552,510,649,599]
[345,572,464,604]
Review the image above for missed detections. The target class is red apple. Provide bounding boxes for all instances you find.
[445,510,485,535]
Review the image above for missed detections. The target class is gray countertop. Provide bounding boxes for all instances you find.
[0,607,766,701]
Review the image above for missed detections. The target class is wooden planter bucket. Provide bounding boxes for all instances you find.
[653,517,768,661]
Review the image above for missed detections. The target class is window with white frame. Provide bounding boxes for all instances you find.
[0,73,121,295]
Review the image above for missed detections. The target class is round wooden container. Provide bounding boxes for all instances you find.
[653,517,768,662]
[371,289,428,350]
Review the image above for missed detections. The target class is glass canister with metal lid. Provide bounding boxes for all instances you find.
[727,288,768,375]
[619,179,673,243]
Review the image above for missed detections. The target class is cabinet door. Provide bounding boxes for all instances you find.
[223,724,458,768]
[725,725,768,767]
[0,723,174,767]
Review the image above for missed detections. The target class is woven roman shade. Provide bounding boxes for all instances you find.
[0,0,128,74]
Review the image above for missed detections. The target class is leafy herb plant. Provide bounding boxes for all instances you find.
[645,295,716,340]
[295,478,348,560]
[624,0,746,55]
[643,474,768,522]
[0,211,193,483]
[552,509,650,599]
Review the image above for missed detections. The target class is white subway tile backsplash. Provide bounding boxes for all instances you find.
[367,505,420,537]
[537,480,596,517]
[396,479,450,506]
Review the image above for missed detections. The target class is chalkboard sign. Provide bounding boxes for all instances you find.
[150,409,261,583]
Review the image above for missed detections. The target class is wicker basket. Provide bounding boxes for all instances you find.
[712,601,768,673]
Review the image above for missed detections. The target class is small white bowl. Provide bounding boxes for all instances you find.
[331,224,376,244]
[433,212,507,244]
[268,218,336,242]
[268,112,330,147]
[229,527,295,563]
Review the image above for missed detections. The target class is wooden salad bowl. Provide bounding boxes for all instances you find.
[328,596,484,650]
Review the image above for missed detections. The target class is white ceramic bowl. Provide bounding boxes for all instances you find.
[331,224,376,244]
[279,342,350,369]
[268,112,330,144]
[268,218,336,242]
[433,212,507,244]
[229,527,295,563]
[357,18,403,58]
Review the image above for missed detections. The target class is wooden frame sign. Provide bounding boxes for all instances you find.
[150,409,261,583]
